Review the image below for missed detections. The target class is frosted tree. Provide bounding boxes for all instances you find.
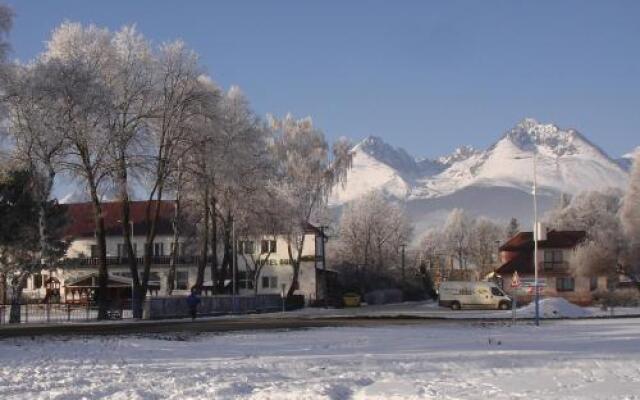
[94,25,157,317]
[40,22,114,319]
[140,40,212,299]
[506,217,520,239]
[546,190,625,278]
[415,230,446,297]
[621,153,640,286]
[270,114,352,299]
[443,208,475,269]
[237,191,286,295]
[336,191,412,291]
[2,60,67,313]
[470,218,503,277]
[208,86,277,293]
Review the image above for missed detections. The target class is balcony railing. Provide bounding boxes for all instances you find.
[63,255,205,267]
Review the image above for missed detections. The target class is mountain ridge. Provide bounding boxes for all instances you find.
[329,118,632,208]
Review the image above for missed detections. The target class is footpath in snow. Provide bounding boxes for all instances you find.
[1,318,640,399]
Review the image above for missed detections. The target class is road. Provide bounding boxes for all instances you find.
[0,314,466,338]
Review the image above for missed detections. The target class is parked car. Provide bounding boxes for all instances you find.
[439,281,511,310]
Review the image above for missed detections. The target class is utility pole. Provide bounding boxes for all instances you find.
[400,244,407,287]
[320,226,328,309]
[231,216,237,313]
[533,152,540,326]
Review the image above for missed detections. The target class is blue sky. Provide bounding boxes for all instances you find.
[6,0,639,158]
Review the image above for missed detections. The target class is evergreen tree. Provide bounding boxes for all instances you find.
[506,217,520,239]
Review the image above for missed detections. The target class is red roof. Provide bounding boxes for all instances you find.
[496,254,534,274]
[62,200,175,238]
[499,230,586,252]
[496,230,586,275]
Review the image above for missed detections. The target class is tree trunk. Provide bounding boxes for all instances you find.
[286,234,305,299]
[9,271,29,323]
[195,186,209,290]
[219,218,232,293]
[141,182,166,308]
[166,196,181,295]
[89,186,109,320]
[118,153,143,318]
[0,272,6,305]
[209,196,218,295]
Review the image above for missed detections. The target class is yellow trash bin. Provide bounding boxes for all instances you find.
[343,293,361,307]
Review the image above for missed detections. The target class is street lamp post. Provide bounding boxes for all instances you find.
[322,226,328,309]
[515,153,540,326]
[400,244,407,287]
[532,153,540,327]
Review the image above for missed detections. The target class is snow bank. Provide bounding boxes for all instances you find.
[518,297,592,318]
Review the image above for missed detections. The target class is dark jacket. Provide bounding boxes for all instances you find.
[186,293,201,308]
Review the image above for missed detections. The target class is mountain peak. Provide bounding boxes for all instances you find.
[438,145,480,165]
[353,135,420,173]
[502,118,587,157]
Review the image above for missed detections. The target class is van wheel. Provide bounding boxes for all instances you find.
[499,301,510,310]
[451,301,461,310]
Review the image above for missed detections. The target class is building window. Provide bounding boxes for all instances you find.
[171,242,186,257]
[270,276,278,289]
[556,277,575,292]
[590,276,598,291]
[117,243,137,258]
[544,250,563,262]
[33,273,43,289]
[261,240,276,254]
[262,276,270,289]
[238,271,254,289]
[154,242,164,257]
[239,241,255,255]
[176,271,189,290]
[544,250,564,270]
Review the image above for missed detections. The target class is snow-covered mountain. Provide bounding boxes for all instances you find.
[44,118,635,232]
[330,118,633,228]
[617,147,639,171]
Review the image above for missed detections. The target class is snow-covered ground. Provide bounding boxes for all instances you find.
[282,297,640,320]
[2,318,640,399]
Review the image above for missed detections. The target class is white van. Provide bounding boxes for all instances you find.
[438,281,511,310]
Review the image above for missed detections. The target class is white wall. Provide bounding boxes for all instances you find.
[67,235,178,258]
[23,231,324,302]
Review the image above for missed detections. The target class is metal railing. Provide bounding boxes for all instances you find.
[0,302,133,325]
[62,255,205,267]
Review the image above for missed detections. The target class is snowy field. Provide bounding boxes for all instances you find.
[2,319,640,399]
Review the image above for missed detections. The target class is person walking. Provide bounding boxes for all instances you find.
[186,288,201,321]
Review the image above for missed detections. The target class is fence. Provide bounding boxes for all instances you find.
[0,303,133,325]
[0,294,294,324]
[143,294,285,319]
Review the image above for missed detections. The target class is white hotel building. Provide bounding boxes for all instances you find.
[22,201,332,305]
